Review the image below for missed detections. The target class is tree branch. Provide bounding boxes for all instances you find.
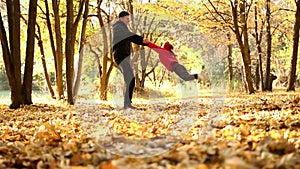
[205,0,235,32]
[146,60,159,77]
[74,0,87,28]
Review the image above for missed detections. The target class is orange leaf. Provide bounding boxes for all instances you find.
[195,164,209,169]
[100,161,118,169]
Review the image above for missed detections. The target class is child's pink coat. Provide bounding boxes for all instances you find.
[148,41,179,71]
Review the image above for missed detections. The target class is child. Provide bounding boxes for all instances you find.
[147,41,207,82]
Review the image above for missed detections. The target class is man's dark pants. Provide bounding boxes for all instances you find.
[118,56,135,107]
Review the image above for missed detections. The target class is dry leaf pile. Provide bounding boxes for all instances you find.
[0,93,300,169]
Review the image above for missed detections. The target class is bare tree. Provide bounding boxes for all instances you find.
[0,0,38,108]
[287,0,300,91]
[23,0,38,104]
[65,0,86,104]
[73,0,90,99]
[52,0,64,99]
[253,1,265,90]
[227,33,234,83]
[230,0,255,93]
[205,0,255,93]
[95,0,115,100]
[264,0,272,91]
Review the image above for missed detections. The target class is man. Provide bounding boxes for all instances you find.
[112,11,148,109]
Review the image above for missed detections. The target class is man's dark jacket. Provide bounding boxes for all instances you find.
[112,20,147,65]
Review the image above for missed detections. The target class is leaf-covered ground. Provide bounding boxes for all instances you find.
[0,92,300,169]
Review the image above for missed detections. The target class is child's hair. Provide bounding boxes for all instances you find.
[169,45,176,56]
[164,42,174,51]
[169,43,175,55]
[164,41,176,56]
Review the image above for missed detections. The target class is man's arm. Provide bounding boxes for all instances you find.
[114,22,148,46]
[128,34,148,46]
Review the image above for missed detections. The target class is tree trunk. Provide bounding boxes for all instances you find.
[20,12,56,99]
[141,19,162,89]
[258,55,264,90]
[52,0,64,99]
[140,15,158,89]
[287,1,300,91]
[140,46,147,88]
[7,0,23,108]
[241,1,254,93]
[264,0,272,91]
[231,0,255,94]
[23,0,38,105]
[254,1,264,90]
[44,0,57,84]
[36,23,55,98]
[0,13,14,89]
[65,0,86,104]
[0,0,40,108]
[140,16,148,89]
[105,16,114,99]
[159,70,166,87]
[89,43,103,83]
[227,33,234,83]
[0,12,22,109]
[132,46,141,91]
[100,53,109,100]
[97,0,113,101]
[255,60,260,90]
[66,0,74,104]
[73,0,89,100]
[128,0,135,31]
[38,39,55,98]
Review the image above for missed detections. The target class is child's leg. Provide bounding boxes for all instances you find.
[172,63,198,81]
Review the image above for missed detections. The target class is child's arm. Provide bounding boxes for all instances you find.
[148,42,164,54]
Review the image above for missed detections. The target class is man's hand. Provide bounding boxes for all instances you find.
[143,38,149,44]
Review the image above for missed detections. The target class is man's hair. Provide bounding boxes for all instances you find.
[119,11,130,18]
